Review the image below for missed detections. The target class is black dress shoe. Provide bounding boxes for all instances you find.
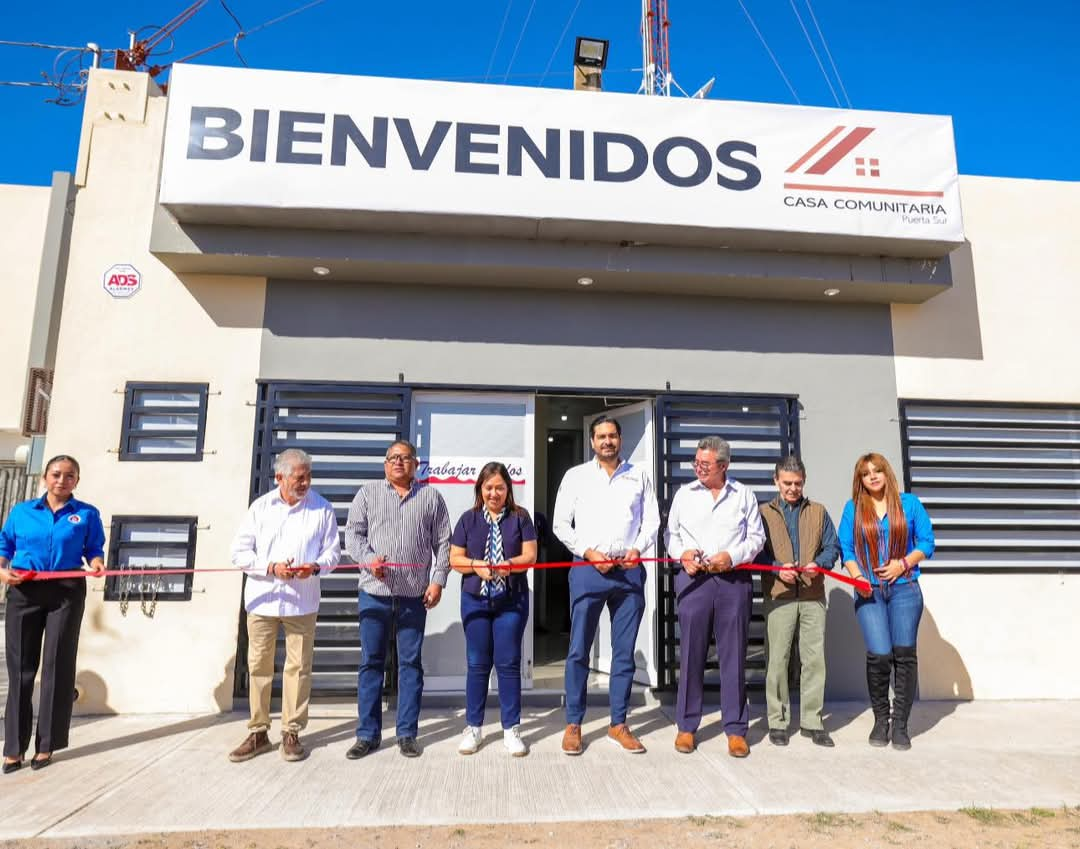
[800,728,835,747]
[2,760,22,774]
[768,729,789,746]
[345,738,379,760]
[397,737,422,758]
[30,755,53,771]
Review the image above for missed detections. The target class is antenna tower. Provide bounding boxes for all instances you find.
[641,0,671,96]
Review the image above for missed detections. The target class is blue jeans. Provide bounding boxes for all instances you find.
[854,580,923,655]
[461,589,529,729]
[356,591,427,740]
[565,586,645,726]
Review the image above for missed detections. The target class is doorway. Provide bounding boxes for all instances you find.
[531,394,656,690]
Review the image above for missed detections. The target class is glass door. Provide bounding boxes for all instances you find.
[412,392,535,690]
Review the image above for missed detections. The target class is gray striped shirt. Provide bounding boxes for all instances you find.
[344,479,451,597]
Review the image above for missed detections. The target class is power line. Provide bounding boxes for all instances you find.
[805,0,851,107]
[735,0,800,104]
[537,0,584,87]
[169,0,329,68]
[0,40,94,52]
[788,0,838,106]
[483,0,514,83]
[502,0,538,83]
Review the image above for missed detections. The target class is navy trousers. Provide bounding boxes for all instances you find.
[675,570,751,736]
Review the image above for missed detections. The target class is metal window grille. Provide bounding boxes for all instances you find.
[899,400,1080,572]
[22,368,53,436]
[119,382,209,461]
[104,516,197,602]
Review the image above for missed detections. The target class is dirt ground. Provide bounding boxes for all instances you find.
[8,806,1080,849]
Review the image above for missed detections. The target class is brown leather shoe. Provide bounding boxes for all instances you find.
[229,731,273,763]
[561,723,583,756]
[727,734,750,758]
[674,731,696,754]
[281,731,307,762]
[607,723,646,754]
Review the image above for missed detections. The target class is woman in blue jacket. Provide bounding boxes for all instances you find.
[838,452,934,751]
[449,462,536,758]
[0,455,105,773]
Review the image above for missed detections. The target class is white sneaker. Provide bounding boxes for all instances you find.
[457,726,483,755]
[503,725,529,757]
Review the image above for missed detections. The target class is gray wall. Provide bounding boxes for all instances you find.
[262,279,904,698]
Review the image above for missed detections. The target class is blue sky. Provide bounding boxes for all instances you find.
[1,0,1077,186]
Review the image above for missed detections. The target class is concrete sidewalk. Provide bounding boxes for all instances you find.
[0,700,1077,840]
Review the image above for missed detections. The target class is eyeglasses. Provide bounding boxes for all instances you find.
[385,454,415,464]
[693,460,723,470]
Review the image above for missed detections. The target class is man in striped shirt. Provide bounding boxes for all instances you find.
[343,440,451,759]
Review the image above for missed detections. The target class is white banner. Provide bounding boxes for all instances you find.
[160,64,964,249]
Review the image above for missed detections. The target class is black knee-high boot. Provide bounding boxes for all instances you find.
[891,646,918,750]
[866,651,893,747]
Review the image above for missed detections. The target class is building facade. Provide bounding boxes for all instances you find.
[5,64,1074,713]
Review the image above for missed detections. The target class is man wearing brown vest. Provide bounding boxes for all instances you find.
[758,456,841,747]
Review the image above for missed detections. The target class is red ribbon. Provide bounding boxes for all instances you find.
[10,558,871,593]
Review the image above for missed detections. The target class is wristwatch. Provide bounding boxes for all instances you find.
[311,566,321,576]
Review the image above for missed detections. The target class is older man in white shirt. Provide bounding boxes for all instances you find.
[228,448,340,763]
[552,415,659,756]
[665,435,765,758]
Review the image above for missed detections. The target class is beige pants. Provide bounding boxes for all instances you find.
[246,612,317,734]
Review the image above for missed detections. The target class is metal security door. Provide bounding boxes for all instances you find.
[237,382,411,699]
[654,394,800,692]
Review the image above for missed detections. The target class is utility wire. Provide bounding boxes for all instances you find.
[170,0,328,67]
[0,40,93,52]
[789,0,838,106]
[537,0,583,87]
[483,0,514,83]
[805,0,851,107]
[502,0,538,83]
[735,0,800,103]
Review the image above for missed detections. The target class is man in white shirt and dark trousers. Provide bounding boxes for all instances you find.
[552,416,659,756]
[665,436,765,758]
[229,448,341,763]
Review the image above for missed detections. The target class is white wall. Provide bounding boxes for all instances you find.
[45,70,266,713]
[0,184,50,449]
[893,175,1080,700]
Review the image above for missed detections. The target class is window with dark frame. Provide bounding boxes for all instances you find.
[119,382,209,461]
[104,516,197,602]
[899,399,1080,573]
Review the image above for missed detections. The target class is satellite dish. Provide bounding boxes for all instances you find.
[691,77,715,99]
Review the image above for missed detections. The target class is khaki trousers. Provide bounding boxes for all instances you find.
[246,612,317,734]
[763,597,827,731]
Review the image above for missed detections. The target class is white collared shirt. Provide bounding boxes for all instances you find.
[665,477,766,567]
[231,487,341,617]
[552,458,660,557]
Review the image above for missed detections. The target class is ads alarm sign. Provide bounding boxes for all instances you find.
[103,264,142,298]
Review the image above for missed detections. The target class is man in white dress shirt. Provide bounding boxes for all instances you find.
[665,436,765,758]
[552,416,659,756]
[228,448,340,763]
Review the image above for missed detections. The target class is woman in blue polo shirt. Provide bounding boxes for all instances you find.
[838,452,934,753]
[449,462,536,757]
[0,455,105,773]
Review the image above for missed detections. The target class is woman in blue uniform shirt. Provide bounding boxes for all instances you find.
[0,455,105,773]
[838,452,934,752]
[449,462,536,757]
